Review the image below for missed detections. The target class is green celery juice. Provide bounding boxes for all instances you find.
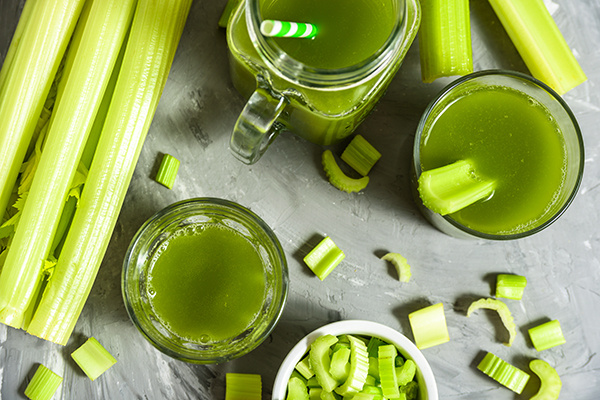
[419,86,567,234]
[146,224,266,343]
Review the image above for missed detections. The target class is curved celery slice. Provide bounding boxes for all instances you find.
[408,302,450,350]
[496,274,527,300]
[24,364,63,400]
[377,344,399,399]
[329,347,351,383]
[155,153,180,189]
[467,298,516,347]
[418,159,495,216]
[477,352,530,394]
[340,135,381,177]
[381,252,412,283]
[529,359,562,400]
[334,335,369,397]
[322,150,369,193]
[286,376,309,400]
[528,320,566,352]
[303,236,345,281]
[396,359,416,386]
[309,334,339,392]
[226,373,262,400]
[71,337,116,381]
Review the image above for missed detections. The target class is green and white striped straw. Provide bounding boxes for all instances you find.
[260,20,317,39]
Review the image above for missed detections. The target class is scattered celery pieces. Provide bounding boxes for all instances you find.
[529,359,562,400]
[487,0,586,95]
[417,160,495,216]
[381,252,412,283]
[528,320,566,351]
[24,364,62,400]
[496,274,527,300]
[418,0,473,82]
[340,135,381,177]
[477,352,530,394]
[322,150,369,193]
[408,303,450,350]
[156,153,180,189]
[467,298,516,347]
[303,236,345,280]
[71,337,117,381]
[225,373,262,400]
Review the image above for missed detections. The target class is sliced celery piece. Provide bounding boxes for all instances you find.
[352,394,376,400]
[308,387,322,400]
[340,135,381,177]
[418,0,472,82]
[366,337,385,359]
[381,252,412,283]
[496,274,527,300]
[377,344,399,399]
[529,359,562,400]
[528,320,566,351]
[24,364,62,400]
[477,352,530,394]
[467,298,516,347]
[296,354,315,380]
[71,337,116,381]
[408,303,450,350]
[156,153,180,189]
[226,373,262,400]
[487,0,587,95]
[286,376,309,400]
[418,160,495,216]
[329,347,351,383]
[309,334,339,392]
[367,357,379,381]
[303,236,345,281]
[320,389,340,400]
[322,150,369,193]
[395,359,416,386]
[400,380,419,400]
[334,335,369,397]
[218,0,242,28]
[306,376,320,388]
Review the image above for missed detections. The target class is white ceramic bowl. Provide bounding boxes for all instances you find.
[272,320,438,400]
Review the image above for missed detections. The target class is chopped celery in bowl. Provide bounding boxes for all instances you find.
[271,320,438,400]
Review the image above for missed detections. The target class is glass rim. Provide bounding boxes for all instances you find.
[413,69,585,240]
[121,197,289,363]
[245,0,411,88]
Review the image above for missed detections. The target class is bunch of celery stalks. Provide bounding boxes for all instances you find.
[0,0,192,346]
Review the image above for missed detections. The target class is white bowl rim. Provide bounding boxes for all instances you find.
[271,319,439,400]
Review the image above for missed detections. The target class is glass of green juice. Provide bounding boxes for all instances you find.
[412,70,584,240]
[226,0,421,164]
[122,198,288,364]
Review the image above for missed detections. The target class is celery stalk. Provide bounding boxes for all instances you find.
[27,0,193,345]
[528,320,566,351]
[0,0,86,225]
[408,302,450,349]
[378,344,399,399]
[0,0,135,329]
[487,0,587,95]
[418,0,473,83]
[71,337,117,381]
[225,373,262,400]
[477,352,530,394]
[24,364,63,400]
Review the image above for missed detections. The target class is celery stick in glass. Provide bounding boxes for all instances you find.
[381,252,411,283]
[71,337,117,381]
[226,373,262,400]
[303,236,345,281]
[467,298,516,347]
[24,364,62,400]
[528,320,566,351]
[496,274,527,300]
[477,352,530,394]
[418,159,495,216]
[529,359,562,400]
[418,0,472,82]
[408,303,450,350]
[156,153,180,189]
[340,135,381,177]
[487,0,586,95]
[322,150,369,193]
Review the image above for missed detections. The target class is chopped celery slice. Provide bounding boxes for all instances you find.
[496,274,527,300]
[322,150,369,193]
[367,357,379,381]
[467,298,516,347]
[352,394,376,400]
[295,354,315,380]
[418,0,472,82]
[408,303,450,349]
[381,252,412,283]
[226,373,262,400]
[477,352,530,394]
[528,320,566,351]
[377,344,399,399]
[329,347,351,383]
[24,364,63,400]
[286,376,309,400]
[218,0,242,28]
[334,335,369,397]
[400,380,419,400]
[529,359,562,400]
[303,236,345,281]
[306,376,319,388]
[309,334,339,392]
[418,159,495,216]
[155,153,180,189]
[366,337,385,358]
[396,359,416,386]
[487,0,586,95]
[71,337,117,381]
[340,135,381,177]
[320,390,340,400]
[308,387,322,400]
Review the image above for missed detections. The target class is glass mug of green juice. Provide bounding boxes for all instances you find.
[413,70,584,240]
[122,198,288,363]
[226,0,421,164]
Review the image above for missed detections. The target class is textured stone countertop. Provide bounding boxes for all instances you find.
[1,0,599,399]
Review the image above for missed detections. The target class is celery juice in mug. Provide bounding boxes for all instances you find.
[226,0,421,163]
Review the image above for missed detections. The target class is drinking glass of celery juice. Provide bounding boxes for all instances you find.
[226,0,421,164]
[413,71,584,240]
